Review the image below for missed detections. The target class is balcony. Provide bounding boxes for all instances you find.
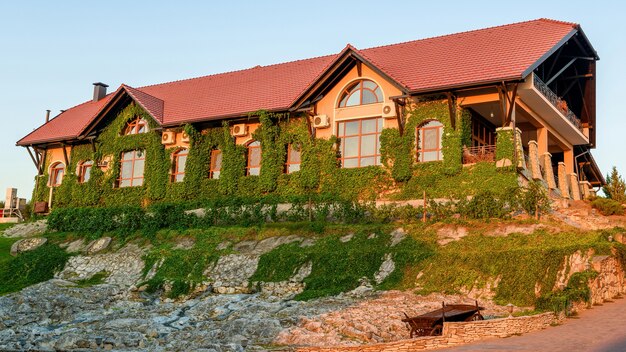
[517,73,588,146]
[532,75,582,130]
[462,145,496,164]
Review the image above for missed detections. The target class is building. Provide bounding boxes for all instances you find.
[17,19,604,210]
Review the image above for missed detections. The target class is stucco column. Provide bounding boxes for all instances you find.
[528,141,542,180]
[515,128,526,170]
[537,127,549,155]
[558,162,570,199]
[579,181,592,199]
[564,149,574,174]
[569,173,582,200]
[495,127,514,168]
[541,153,557,189]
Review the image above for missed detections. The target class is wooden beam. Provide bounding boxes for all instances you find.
[390,97,405,136]
[546,46,564,80]
[446,92,456,130]
[356,61,362,77]
[504,83,518,126]
[39,147,48,175]
[90,138,97,153]
[25,146,39,170]
[61,143,70,167]
[545,58,578,85]
[497,85,507,127]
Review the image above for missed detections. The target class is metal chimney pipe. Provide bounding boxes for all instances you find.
[45,110,51,123]
[93,82,109,102]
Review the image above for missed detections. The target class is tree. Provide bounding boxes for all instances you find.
[603,166,626,203]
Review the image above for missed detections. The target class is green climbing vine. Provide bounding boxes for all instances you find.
[33,99,517,209]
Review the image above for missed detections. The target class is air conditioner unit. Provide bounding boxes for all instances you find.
[312,114,329,128]
[231,124,248,137]
[161,131,176,145]
[181,131,190,143]
[382,103,396,119]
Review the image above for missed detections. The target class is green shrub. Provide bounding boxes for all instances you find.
[251,230,433,300]
[535,270,598,314]
[0,244,70,294]
[591,198,624,216]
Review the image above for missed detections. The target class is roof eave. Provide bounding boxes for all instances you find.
[407,76,524,96]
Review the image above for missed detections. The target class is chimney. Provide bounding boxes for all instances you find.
[45,110,51,123]
[92,82,109,102]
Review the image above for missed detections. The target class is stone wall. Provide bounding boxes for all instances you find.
[296,313,559,352]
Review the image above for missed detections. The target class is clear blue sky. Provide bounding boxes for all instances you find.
[1,0,624,200]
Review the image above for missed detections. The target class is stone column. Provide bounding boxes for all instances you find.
[558,162,570,199]
[541,153,557,189]
[579,181,592,199]
[569,173,582,200]
[589,188,597,198]
[515,128,526,170]
[528,141,542,180]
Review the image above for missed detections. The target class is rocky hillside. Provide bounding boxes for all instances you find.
[1,201,625,351]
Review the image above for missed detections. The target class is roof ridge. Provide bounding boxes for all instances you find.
[137,52,337,90]
[360,18,578,52]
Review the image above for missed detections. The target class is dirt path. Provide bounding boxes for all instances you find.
[441,297,626,352]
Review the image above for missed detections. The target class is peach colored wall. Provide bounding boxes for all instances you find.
[314,65,402,139]
[234,122,261,145]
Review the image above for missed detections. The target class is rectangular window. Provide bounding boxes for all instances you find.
[246,141,261,176]
[210,150,222,179]
[118,150,145,187]
[286,144,301,174]
[337,117,383,168]
[417,125,443,162]
[171,149,188,183]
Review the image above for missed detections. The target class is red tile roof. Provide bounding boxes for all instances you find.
[17,18,580,146]
[358,18,577,92]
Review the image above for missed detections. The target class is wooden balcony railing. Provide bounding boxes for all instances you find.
[462,145,496,164]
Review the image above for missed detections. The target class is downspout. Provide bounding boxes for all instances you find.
[574,150,590,181]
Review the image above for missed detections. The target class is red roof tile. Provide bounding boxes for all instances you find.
[17,18,580,146]
[358,18,577,92]
[17,93,114,146]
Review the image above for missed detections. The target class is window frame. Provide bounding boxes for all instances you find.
[416,120,444,162]
[285,143,301,174]
[337,117,383,168]
[209,149,222,179]
[78,160,94,183]
[337,79,383,108]
[123,117,149,135]
[246,140,262,176]
[171,148,188,183]
[117,149,145,188]
[49,162,65,187]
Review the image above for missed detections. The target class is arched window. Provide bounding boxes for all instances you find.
[246,141,261,176]
[338,79,383,108]
[124,117,148,135]
[285,143,301,174]
[171,149,188,182]
[209,149,222,179]
[49,162,65,187]
[78,160,94,183]
[416,121,444,162]
[118,150,145,187]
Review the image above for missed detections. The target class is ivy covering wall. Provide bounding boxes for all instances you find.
[33,99,518,208]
